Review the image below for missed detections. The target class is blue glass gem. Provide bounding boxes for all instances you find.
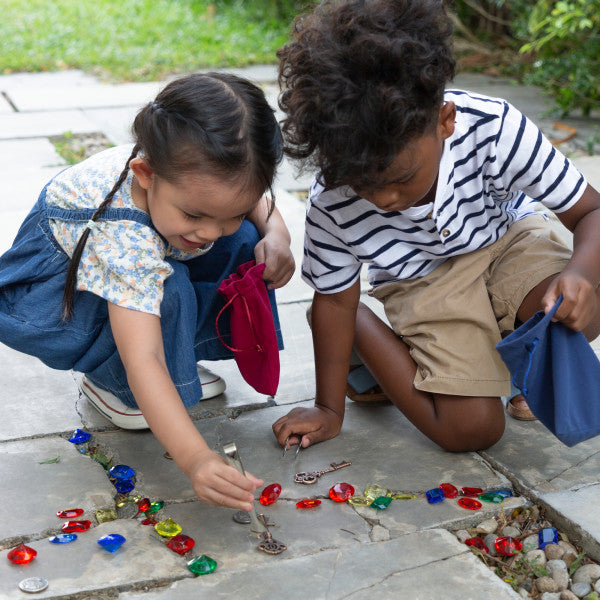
[68,429,91,444]
[109,464,136,481]
[425,488,445,504]
[97,533,126,553]
[49,533,77,544]
[114,479,135,494]
[487,488,514,499]
[538,527,558,549]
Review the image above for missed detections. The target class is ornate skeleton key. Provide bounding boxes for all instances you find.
[257,513,287,555]
[294,460,352,484]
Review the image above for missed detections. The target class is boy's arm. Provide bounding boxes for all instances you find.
[546,183,600,330]
[272,279,361,448]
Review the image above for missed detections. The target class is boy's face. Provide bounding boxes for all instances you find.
[355,102,456,212]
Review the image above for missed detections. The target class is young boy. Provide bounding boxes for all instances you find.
[272,0,600,452]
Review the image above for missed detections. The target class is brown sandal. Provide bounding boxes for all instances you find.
[506,395,536,421]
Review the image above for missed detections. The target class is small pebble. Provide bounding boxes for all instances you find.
[525,549,547,566]
[547,559,569,591]
[560,591,579,600]
[518,588,530,599]
[559,541,578,555]
[545,544,566,560]
[571,582,592,598]
[541,593,562,600]
[537,577,559,593]
[455,529,470,543]
[573,565,600,585]
[477,518,498,534]
[501,525,521,537]
[564,551,579,568]
[594,580,600,594]
[523,534,540,551]
[483,533,498,556]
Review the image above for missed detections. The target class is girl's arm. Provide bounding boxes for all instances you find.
[246,195,295,289]
[107,302,263,510]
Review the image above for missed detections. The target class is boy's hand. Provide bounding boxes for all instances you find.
[254,233,295,289]
[186,448,263,511]
[272,405,343,450]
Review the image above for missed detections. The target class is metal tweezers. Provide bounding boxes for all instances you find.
[282,435,302,459]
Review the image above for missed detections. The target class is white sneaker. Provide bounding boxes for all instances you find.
[197,364,226,399]
[81,377,148,430]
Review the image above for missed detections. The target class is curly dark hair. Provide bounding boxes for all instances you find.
[278,0,455,190]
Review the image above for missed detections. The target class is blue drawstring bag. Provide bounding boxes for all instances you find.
[496,296,600,447]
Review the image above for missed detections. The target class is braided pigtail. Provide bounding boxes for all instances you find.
[61,145,140,321]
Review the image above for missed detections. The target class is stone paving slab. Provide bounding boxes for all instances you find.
[0,138,65,170]
[119,530,521,600]
[0,436,114,545]
[0,110,99,140]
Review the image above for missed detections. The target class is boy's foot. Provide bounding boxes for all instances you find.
[81,377,149,430]
[506,394,536,421]
[346,365,390,403]
[197,364,226,399]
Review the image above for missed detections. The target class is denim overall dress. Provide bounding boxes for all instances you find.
[0,181,282,408]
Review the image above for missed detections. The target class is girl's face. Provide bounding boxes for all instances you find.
[131,159,260,252]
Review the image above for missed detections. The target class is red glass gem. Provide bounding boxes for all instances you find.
[61,520,91,533]
[259,483,282,506]
[494,536,523,556]
[57,508,84,519]
[141,517,157,526]
[137,498,151,513]
[167,534,196,555]
[460,487,484,497]
[465,537,488,553]
[296,499,322,509]
[439,483,458,498]
[458,497,482,511]
[7,543,37,564]
[329,482,355,502]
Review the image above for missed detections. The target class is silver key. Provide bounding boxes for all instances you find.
[294,460,352,484]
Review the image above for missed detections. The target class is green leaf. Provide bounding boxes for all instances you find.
[38,454,60,464]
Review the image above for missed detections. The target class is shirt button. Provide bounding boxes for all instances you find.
[442,229,450,237]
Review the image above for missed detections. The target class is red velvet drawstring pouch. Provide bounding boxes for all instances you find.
[216,261,280,396]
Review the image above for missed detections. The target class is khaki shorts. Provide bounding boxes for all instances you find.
[368,214,572,397]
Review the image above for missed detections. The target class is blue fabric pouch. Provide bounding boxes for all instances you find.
[496,296,600,447]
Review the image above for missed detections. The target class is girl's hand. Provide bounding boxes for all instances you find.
[272,405,343,450]
[185,447,263,511]
[254,234,295,289]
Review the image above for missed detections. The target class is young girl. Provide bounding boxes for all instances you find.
[0,73,294,511]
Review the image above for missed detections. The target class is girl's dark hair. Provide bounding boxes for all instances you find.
[278,0,455,190]
[62,72,282,319]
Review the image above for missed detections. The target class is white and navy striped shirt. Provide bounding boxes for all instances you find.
[302,90,587,294]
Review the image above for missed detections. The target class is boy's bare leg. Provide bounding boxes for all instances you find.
[353,302,505,452]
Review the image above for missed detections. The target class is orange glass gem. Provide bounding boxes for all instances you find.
[329,482,355,502]
[259,483,282,506]
[296,499,322,509]
[57,508,84,519]
[439,483,458,498]
[7,544,37,564]
[61,520,91,533]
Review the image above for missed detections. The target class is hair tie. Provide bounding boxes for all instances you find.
[86,219,97,230]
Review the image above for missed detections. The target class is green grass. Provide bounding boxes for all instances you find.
[0,0,303,81]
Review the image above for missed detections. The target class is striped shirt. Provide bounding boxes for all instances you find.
[302,90,587,294]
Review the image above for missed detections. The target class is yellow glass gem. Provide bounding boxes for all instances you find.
[95,508,118,523]
[128,494,142,503]
[155,518,183,538]
[390,492,418,500]
[364,484,390,500]
[347,495,372,507]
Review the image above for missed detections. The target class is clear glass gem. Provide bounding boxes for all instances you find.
[95,508,118,523]
[364,484,390,500]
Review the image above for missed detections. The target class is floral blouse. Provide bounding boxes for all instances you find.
[47,145,211,316]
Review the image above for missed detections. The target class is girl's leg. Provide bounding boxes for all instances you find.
[353,302,505,452]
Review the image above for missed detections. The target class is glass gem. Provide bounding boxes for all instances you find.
[114,479,135,494]
[460,487,484,497]
[364,484,390,500]
[141,518,157,526]
[465,537,489,553]
[57,508,84,518]
[439,483,458,498]
[487,488,513,498]
[187,554,217,576]
[167,534,195,555]
[370,496,393,510]
[296,499,322,509]
[68,429,91,444]
[97,533,126,553]
[347,495,372,507]
[137,498,151,513]
[329,482,355,502]
[7,544,37,564]
[494,536,522,556]
[458,498,482,511]
[259,483,282,506]
[391,492,417,500]
[155,518,182,538]
[109,464,136,481]
[478,492,504,503]
[425,488,445,504]
[96,508,118,523]
[146,500,164,514]
[49,533,77,544]
[62,520,91,533]
[538,527,558,549]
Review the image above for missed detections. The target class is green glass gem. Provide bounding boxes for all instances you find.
[347,495,372,507]
[146,500,165,514]
[391,492,417,500]
[478,492,504,503]
[364,484,390,500]
[187,554,217,576]
[370,496,393,510]
[154,518,182,538]
[95,508,118,523]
